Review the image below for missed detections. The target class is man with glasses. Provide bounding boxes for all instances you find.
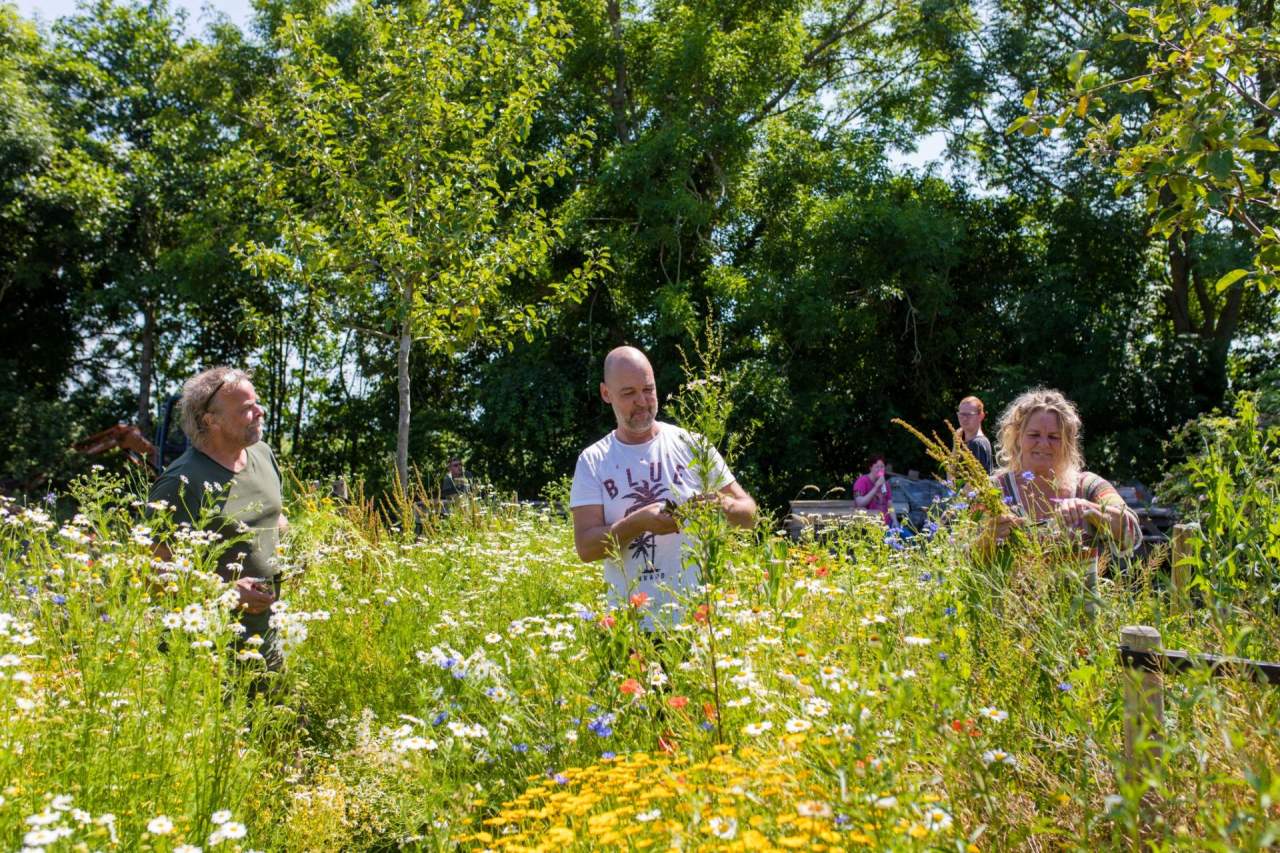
[957,395,993,474]
[440,456,472,501]
[148,367,287,672]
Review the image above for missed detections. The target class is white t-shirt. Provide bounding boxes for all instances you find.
[570,422,733,625]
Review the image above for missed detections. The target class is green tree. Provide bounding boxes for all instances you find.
[46,0,275,436]
[1024,0,1280,292]
[0,5,128,487]
[961,0,1276,414]
[241,0,606,490]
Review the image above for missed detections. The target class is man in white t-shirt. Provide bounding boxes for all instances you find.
[569,346,757,627]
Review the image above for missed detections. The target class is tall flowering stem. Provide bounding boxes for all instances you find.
[892,418,1009,524]
[667,321,754,746]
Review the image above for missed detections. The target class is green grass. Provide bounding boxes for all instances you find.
[2,469,1279,852]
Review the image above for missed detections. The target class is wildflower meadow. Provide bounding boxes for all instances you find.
[3,385,1280,852]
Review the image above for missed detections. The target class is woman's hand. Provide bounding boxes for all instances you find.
[991,512,1024,544]
[974,511,1024,558]
[1052,497,1104,530]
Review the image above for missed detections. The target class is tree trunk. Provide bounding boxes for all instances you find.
[606,0,633,144]
[137,300,155,436]
[396,282,414,493]
[292,295,314,454]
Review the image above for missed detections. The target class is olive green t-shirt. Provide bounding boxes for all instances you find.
[148,442,284,582]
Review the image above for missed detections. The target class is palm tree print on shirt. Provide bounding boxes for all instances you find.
[623,479,669,574]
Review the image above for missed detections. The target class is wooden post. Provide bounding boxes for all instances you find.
[1170,522,1200,614]
[1121,622,1162,788]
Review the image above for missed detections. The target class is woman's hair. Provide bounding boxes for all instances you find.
[179,366,252,443]
[993,387,1084,477]
[866,453,886,471]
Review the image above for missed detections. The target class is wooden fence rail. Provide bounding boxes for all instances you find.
[1117,624,1280,832]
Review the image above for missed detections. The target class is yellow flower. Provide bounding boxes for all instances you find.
[778,835,812,848]
[545,826,575,845]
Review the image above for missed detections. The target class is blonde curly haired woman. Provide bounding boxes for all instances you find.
[981,388,1141,556]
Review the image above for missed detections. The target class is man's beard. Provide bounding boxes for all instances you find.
[627,409,654,431]
[243,422,264,446]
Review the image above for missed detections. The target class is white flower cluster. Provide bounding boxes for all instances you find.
[385,713,486,757]
[414,643,502,684]
[159,603,222,636]
[21,794,117,852]
[58,524,90,545]
[267,600,331,650]
[10,507,55,532]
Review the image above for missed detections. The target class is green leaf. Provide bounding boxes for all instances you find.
[1022,88,1038,111]
[1067,50,1088,83]
[1205,149,1233,182]
[1207,5,1236,24]
[1239,137,1278,152]
[1214,268,1249,292]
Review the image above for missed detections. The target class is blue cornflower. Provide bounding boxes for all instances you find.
[432,711,448,725]
[440,656,458,670]
[700,721,715,731]
[43,492,56,506]
[576,608,595,622]
[966,489,977,499]
[944,606,956,617]
[1021,470,1035,482]
[451,666,467,679]
[588,713,615,738]
[513,743,528,753]
[1002,495,1016,505]
[923,521,939,536]
[938,652,949,661]
[537,743,553,753]
[1058,682,1072,692]
[951,501,969,511]
[51,594,67,606]
[835,814,850,827]
[601,751,616,760]
[553,773,569,785]
[919,571,932,583]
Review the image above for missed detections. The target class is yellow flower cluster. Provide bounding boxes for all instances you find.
[461,747,878,851]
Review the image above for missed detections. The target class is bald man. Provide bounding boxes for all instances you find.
[569,346,756,628]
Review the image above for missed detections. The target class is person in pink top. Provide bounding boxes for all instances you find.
[853,454,896,526]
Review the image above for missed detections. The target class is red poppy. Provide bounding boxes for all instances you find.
[599,614,616,629]
[619,678,643,695]
[667,695,689,710]
[629,592,651,609]
[693,604,711,624]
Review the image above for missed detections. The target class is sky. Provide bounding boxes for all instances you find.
[13,0,952,171]
[15,0,255,35]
